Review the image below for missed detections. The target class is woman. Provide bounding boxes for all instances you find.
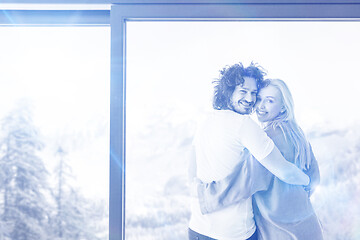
[196,79,323,240]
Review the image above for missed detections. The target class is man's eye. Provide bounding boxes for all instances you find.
[267,99,273,103]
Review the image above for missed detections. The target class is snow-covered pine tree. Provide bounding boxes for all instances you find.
[52,147,71,239]
[51,146,107,240]
[0,102,50,240]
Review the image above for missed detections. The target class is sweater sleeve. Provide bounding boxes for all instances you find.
[197,151,273,215]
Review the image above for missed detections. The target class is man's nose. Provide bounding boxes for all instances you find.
[244,92,254,102]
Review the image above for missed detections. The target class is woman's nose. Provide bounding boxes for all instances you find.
[258,101,265,109]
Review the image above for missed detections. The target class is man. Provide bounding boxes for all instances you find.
[188,62,309,240]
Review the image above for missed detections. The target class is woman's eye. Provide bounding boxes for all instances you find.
[239,90,247,94]
[267,99,273,103]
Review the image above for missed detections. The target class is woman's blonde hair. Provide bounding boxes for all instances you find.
[261,79,311,170]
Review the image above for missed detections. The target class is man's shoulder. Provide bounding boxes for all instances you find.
[211,109,250,122]
[198,110,255,134]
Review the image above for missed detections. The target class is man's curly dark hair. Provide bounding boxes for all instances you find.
[213,62,266,110]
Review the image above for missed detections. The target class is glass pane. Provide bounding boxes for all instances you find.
[0,27,110,240]
[126,21,360,240]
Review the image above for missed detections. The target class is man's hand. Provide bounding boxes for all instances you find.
[304,180,318,197]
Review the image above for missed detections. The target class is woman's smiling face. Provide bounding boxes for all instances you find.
[256,85,284,123]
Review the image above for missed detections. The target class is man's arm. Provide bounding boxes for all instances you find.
[259,146,309,186]
[196,144,309,215]
[240,117,309,186]
[196,118,309,214]
[304,145,320,196]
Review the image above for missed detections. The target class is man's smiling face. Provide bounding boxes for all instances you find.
[230,77,258,115]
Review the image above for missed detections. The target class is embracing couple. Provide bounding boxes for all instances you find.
[188,62,323,240]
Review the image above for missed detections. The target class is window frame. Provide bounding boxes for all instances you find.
[0,10,109,26]
[110,1,360,240]
[0,0,109,3]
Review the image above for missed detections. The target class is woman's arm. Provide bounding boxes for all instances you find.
[197,152,273,214]
[188,146,197,182]
[188,146,200,197]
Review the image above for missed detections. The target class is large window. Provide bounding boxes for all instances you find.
[2,2,360,240]
[0,14,110,240]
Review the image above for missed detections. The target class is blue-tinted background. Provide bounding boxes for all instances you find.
[126,21,360,240]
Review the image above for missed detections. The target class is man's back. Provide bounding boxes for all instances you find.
[194,110,250,181]
[189,110,273,240]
